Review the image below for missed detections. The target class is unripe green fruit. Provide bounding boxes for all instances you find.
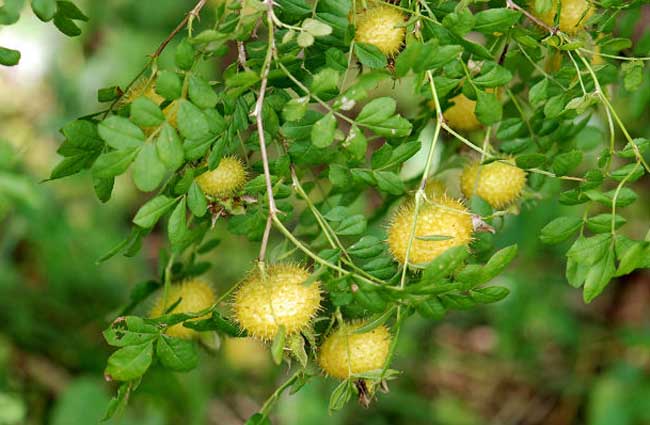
[460,160,527,209]
[232,264,322,341]
[149,279,216,339]
[387,195,473,265]
[319,321,391,379]
[353,5,406,56]
[195,156,247,198]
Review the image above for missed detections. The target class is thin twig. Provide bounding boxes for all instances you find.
[152,0,208,58]
[506,0,556,34]
[253,0,280,218]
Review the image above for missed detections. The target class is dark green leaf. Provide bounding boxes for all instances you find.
[354,42,387,69]
[156,335,198,372]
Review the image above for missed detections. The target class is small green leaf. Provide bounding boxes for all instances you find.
[133,195,177,228]
[335,214,367,236]
[188,181,208,217]
[168,197,187,244]
[302,18,332,36]
[104,342,154,381]
[175,38,195,70]
[271,325,286,365]
[282,96,309,121]
[475,90,502,125]
[471,286,510,303]
[474,8,521,33]
[156,335,198,372]
[155,71,182,100]
[177,100,211,140]
[311,112,337,148]
[133,143,166,192]
[552,150,582,176]
[421,246,469,282]
[374,170,405,195]
[53,14,81,36]
[56,1,88,21]
[482,244,518,282]
[540,216,582,244]
[329,379,354,412]
[156,123,185,171]
[92,148,139,178]
[354,42,387,69]
[416,298,446,320]
[586,214,625,234]
[349,236,384,258]
[99,116,145,149]
[130,97,164,127]
[188,74,219,109]
[583,246,615,303]
[32,0,57,21]
[297,31,315,47]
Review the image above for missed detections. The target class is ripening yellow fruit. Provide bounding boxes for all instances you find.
[149,279,216,339]
[163,101,179,128]
[443,94,482,132]
[319,321,391,379]
[424,179,447,199]
[232,264,322,340]
[118,77,164,108]
[387,195,473,266]
[222,337,271,372]
[354,5,406,56]
[536,0,593,34]
[195,156,247,198]
[460,160,527,209]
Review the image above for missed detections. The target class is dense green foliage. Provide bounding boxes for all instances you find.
[1,0,649,423]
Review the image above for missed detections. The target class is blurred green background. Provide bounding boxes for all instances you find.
[1,1,650,424]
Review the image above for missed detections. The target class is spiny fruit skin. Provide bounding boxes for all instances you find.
[232,264,322,341]
[195,156,247,198]
[460,160,527,209]
[149,279,216,339]
[443,94,481,132]
[319,321,391,380]
[387,195,473,265]
[536,0,593,34]
[354,5,406,56]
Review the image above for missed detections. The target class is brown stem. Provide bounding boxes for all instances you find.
[152,0,208,58]
[506,0,557,35]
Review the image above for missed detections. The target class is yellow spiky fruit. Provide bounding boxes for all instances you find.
[443,94,482,132]
[195,156,247,198]
[460,160,527,209]
[232,264,322,341]
[536,0,593,34]
[353,5,406,56]
[319,321,391,379]
[387,195,473,266]
[149,279,216,339]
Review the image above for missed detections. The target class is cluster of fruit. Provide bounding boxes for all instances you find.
[147,151,526,384]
